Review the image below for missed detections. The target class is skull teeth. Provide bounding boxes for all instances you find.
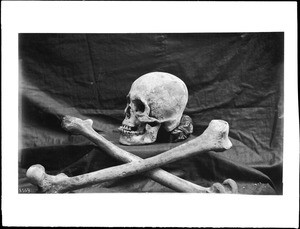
[118,125,144,135]
[123,125,132,130]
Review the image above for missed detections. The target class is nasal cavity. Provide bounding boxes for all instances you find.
[125,106,131,118]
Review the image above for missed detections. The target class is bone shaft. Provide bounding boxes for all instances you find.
[85,130,140,163]
[57,132,218,193]
[81,129,208,192]
[146,168,208,192]
[56,167,208,193]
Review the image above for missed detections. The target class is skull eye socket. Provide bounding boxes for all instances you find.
[132,99,145,113]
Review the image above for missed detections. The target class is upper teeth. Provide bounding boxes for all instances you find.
[118,125,144,135]
[122,125,132,130]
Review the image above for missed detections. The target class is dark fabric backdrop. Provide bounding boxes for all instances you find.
[18,33,283,194]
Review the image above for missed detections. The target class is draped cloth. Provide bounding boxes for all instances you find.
[19,33,283,194]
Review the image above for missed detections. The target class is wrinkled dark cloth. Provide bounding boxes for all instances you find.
[18,33,283,194]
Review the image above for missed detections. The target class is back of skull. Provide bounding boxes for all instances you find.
[119,72,188,145]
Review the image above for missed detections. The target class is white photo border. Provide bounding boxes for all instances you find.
[2,1,298,227]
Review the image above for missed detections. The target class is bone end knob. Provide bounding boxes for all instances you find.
[207,120,232,150]
[26,164,47,186]
[222,178,238,194]
[208,179,238,194]
[26,164,70,193]
[61,115,93,134]
[209,182,226,193]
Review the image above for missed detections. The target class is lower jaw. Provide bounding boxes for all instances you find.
[119,132,156,145]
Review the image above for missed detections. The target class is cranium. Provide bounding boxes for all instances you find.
[118,72,188,145]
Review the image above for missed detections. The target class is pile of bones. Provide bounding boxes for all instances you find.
[26,72,238,194]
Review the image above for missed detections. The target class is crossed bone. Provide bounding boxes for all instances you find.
[26,116,238,194]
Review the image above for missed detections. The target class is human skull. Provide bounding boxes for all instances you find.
[118,72,188,145]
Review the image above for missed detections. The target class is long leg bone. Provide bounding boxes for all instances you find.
[59,116,235,193]
[26,119,236,193]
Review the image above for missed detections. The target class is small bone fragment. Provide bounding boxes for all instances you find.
[26,119,233,193]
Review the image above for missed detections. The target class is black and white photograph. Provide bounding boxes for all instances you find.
[2,1,298,228]
[18,32,284,195]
